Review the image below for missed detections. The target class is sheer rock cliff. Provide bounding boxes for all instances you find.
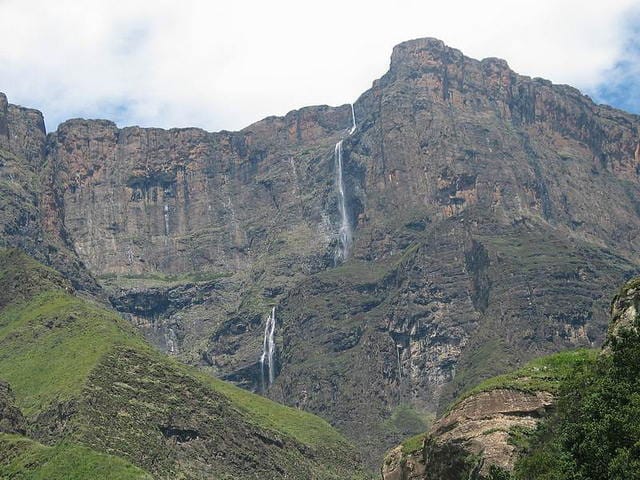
[1,37,639,468]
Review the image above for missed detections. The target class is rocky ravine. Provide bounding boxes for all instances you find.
[1,37,640,467]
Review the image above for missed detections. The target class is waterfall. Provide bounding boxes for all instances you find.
[349,103,357,135]
[334,104,357,263]
[334,140,352,262]
[163,204,170,236]
[260,307,276,390]
[166,327,178,355]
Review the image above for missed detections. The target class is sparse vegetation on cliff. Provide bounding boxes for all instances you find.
[452,348,598,410]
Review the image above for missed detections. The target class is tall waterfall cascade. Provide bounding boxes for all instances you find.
[334,104,357,262]
[260,307,276,390]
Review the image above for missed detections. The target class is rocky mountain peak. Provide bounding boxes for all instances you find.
[389,37,464,70]
[387,37,516,84]
[0,93,46,167]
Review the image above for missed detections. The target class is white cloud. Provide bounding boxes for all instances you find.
[0,0,637,132]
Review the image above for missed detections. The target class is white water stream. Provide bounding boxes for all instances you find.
[260,307,276,390]
[334,104,357,262]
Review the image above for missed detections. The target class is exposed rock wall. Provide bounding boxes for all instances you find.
[0,92,46,167]
[48,106,351,276]
[608,278,640,339]
[0,94,99,294]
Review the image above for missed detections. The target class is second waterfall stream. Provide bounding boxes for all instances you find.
[334,104,357,263]
[260,306,276,391]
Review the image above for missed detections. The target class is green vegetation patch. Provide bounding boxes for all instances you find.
[382,404,431,438]
[316,259,390,285]
[0,248,69,308]
[0,290,140,414]
[0,248,365,478]
[451,349,598,410]
[512,319,640,479]
[203,372,352,450]
[0,433,151,480]
[401,432,428,455]
[98,270,230,289]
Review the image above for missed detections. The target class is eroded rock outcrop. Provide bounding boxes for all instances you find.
[382,389,553,479]
[0,94,101,295]
[608,278,640,339]
[0,381,25,435]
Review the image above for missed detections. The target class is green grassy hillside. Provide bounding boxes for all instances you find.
[0,248,365,479]
[449,348,598,411]
[0,434,151,480]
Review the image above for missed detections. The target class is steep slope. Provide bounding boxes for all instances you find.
[267,39,640,464]
[0,434,152,480]
[0,94,100,295]
[381,349,596,479]
[2,36,640,467]
[44,104,354,372]
[0,248,365,479]
[270,223,633,465]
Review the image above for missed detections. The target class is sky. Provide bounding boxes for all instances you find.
[0,0,638,132]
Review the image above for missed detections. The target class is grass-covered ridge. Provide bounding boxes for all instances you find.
[400,432,428,455]
[0,289,140,415]
[450,348,598,411]
[0,434,151,480]
[0,248,70,309]
[205,374,351,449]
[0,248,365,479]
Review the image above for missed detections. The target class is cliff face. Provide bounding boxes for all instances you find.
[608,278,640,339]
[0,93,100,295]
[48,105,351,276]
[2,37,640,468]
[270,39,640,464]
